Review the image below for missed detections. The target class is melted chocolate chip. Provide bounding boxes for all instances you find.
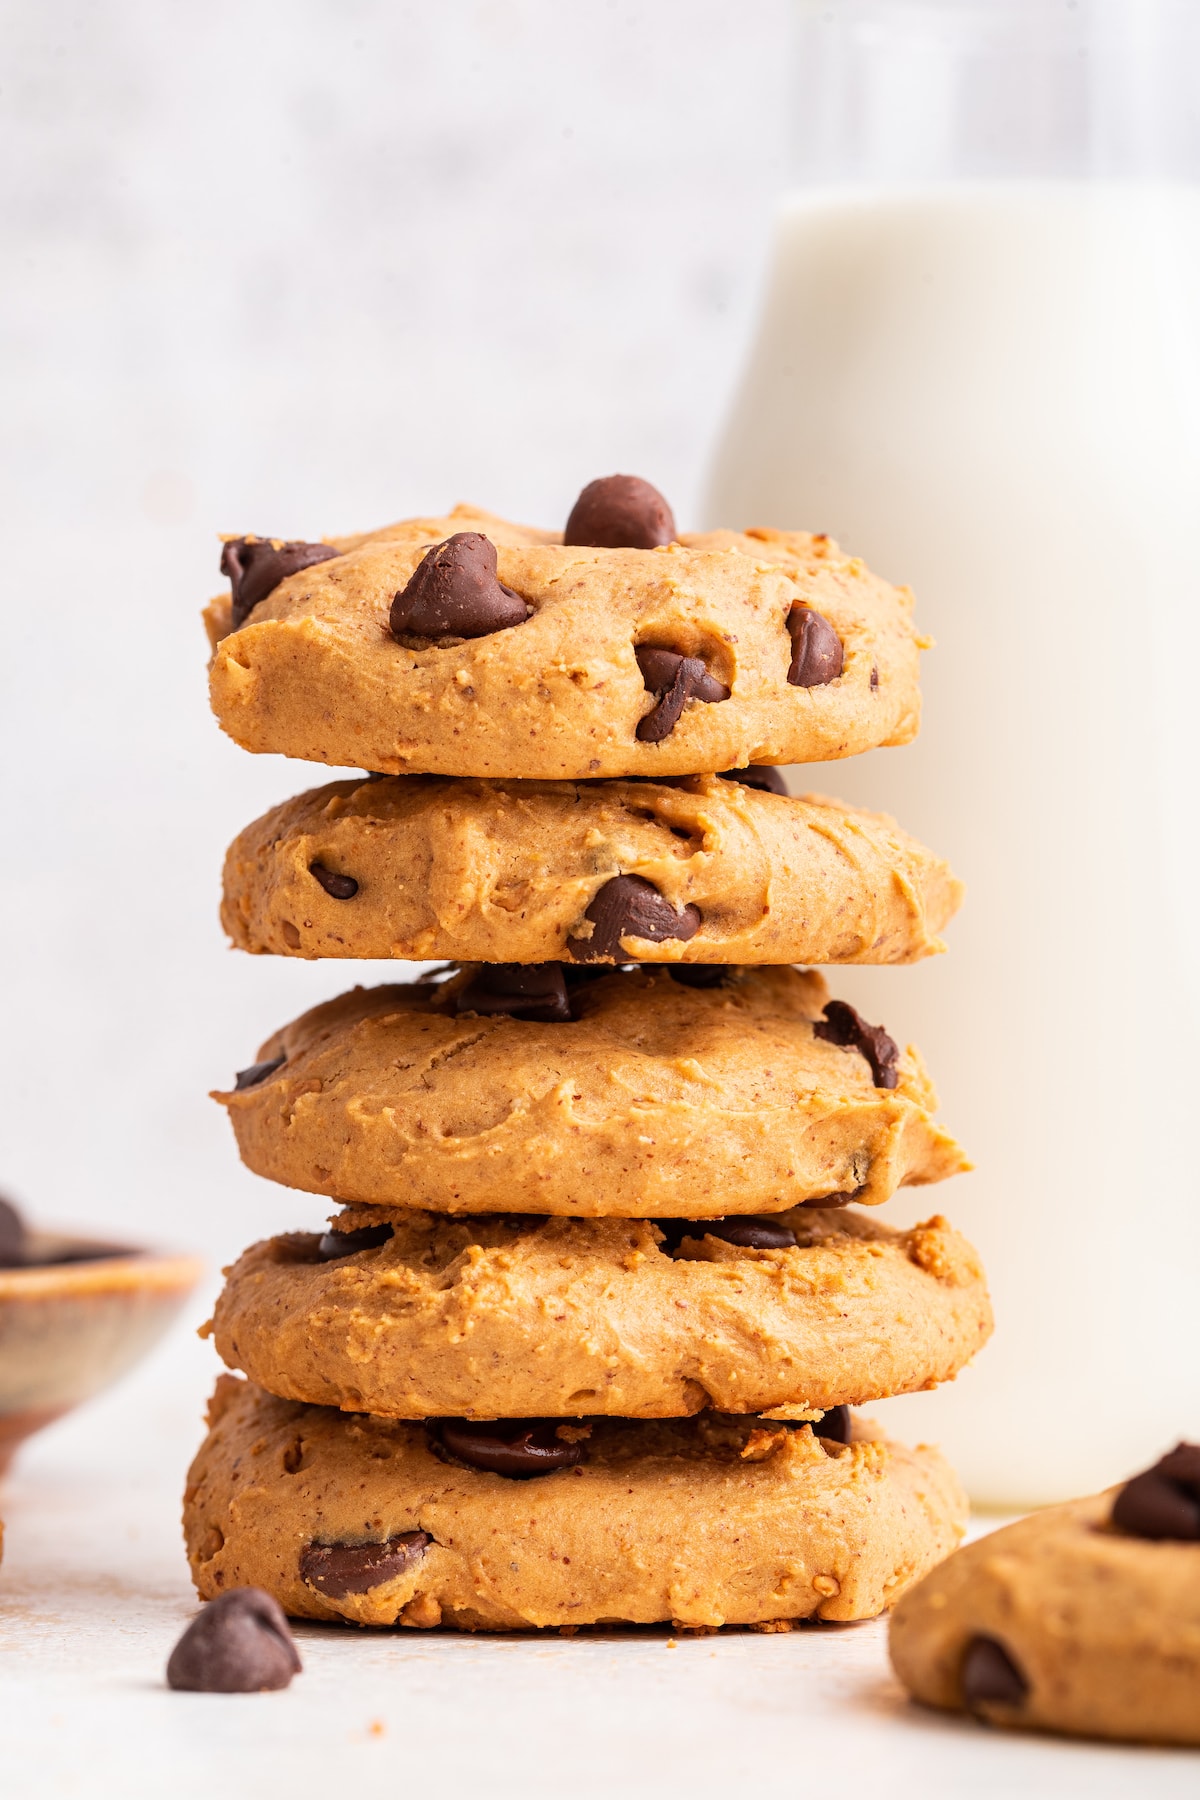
[667,965,727,990]
[456,963,571,1023]
[316,1223,395,1261]
[221,537,339,631]
[389,533,527,643]
[0,1196,26,1269]
[434,1418,584,1478]
[569,874,701,963]
[811,1404,850,1444]
[564,475,676,550]
[717,766,788,797]
[960,1635,1029,1711]
[300,1531,430,1598]
[166,1588,301,1692]
[813,1000,900,1090]
[233,1055,286,1091]
[309,862,359,900]
[1111,1443,1200,1541]
[659,1216,797,1253]
[800,1190,857,1210]
[787,608,844,687]
[634,647,730,742]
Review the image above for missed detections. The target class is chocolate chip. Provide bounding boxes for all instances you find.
[1111,1443,1200,1541]
[813,1000,900,1089]
[300,1532,431,1598]
[870,665,879,690]
[564,475,676,550]
[434,1419,584,1479]
[233,1055,286,1091]
[0,1196,26,1269]
[569,874,700,963]
[701,1217,798,1250]
[811,1405,850,1444]
[800,1191,857,1210]
[717,766,789,797]
[309,862,359,900]
[634,647,730,742]
[667,965,727,990]
[166,1588,301,1693]
[316,1223,395,1261]
[787,607,844,687]
[389,533,527,644]
[960,1635,1029,1711]
[221,538,339,631]
[456,963,571,1023]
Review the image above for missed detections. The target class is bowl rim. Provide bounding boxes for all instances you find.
[0,1229,204,1300]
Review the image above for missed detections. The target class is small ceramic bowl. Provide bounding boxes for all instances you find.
[0,1227,203,1474]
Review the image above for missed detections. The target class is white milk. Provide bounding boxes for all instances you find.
[705,184,1200,1506]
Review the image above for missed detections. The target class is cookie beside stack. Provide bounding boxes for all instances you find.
[185,476,990,1633]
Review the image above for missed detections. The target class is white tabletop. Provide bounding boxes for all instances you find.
[1,1322,1194,1800]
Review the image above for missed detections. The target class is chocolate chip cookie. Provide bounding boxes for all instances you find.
[221,773,962,968]
[213,965,967,1217]
[204,504,922,778]
[889,1445,1200,1745]
[206,1205,991,1421]
[184,1375,967,1630]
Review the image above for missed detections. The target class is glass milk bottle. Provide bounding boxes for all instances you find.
[706,0,1200,1506]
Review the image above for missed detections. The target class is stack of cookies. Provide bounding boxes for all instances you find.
[184,475,991,1634]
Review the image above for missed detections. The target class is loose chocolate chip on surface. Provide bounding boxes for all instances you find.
[787,607,844,687]
[221,537,339,631]
[717,766,789,797]
[667,965,727,990]
[316,1223,395,1261]
[167,1587,301,1693]
[389,533,527,643]
[309,861,359,901]
[300,1532,431,1598]
[233,1055,286,1092]
[0,1196,26,1269]
[456,963,572,1023]
[814,1000,900,1090]
[1112,1442,1200,1541]
[435,1418,584,1478]
[960,1635,1029,1712]
[635,647,730,742]
[564,475,677,550]
[811,1405,851,1444]
[570,874,701,963]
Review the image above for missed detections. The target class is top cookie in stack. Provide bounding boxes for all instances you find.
[185,476,986,1637]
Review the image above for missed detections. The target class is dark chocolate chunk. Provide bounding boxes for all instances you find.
[717,766,789,797]
[960,1635,1029,1711]
[569,874,701,963]
[635,647,730,742]
[456,963,571,1023]
[667,965,727,990]
[564,475,676,550]
[870,664,879,690]
[811,1404,850,1444]
[1111,1442,1200,1541]
[700,1217,798,1251]
[316,1223,395,1261]
[434,1418,584,1479]
[800,1190,857,1209]
[300,1531,430,1598]
[389,533,527,643]
[0,1196,26,1269]
[813,1000,900,1090]
[787,607,843,687]
[309,862,359,901]
[221,537,339,631]
[166,1587,301,1693]
[233,1055,286,1091]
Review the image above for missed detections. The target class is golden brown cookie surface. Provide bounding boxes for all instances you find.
[207,1206,991,1420]
[213,966,967,1216]
[184,1377,966,1630]
[221,773,962,967]
[889,1487,1200,1746]
[205,507,922,778]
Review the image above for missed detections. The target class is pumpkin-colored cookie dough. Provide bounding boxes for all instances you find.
[221,773,962,967]
[204,506,922,778]
[184,1376,966,1630]
[213,965,967,1217]
[206,1205,991,1420]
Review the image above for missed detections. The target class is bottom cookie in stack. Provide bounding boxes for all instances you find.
[183,1207,989,1632]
